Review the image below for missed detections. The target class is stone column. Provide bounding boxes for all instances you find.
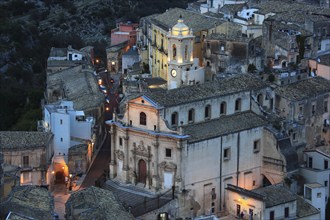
[109,126,116,179]
[122,135,129,183]
[152,140,159,191]
[145,146,151,189]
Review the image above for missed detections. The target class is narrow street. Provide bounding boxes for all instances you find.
[80,129,111,189]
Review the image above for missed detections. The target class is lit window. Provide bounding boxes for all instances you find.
[140,112,146,125]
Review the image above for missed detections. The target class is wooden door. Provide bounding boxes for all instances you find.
[138,159,147,184]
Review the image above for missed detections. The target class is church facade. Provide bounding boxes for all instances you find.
[107,74,288,217]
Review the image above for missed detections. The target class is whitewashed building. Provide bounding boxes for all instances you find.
[226,184,320,220]
[42,100,94,181]
[300,146,330,220]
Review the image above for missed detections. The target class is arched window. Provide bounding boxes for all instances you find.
[184,45,188,60]
[235,98,241,112]
[205,105,211,119]
[220,102,227,115]
[140,112,146,125]
[188,108,195,123]
[171,112,178,126]
[257,94,263,105]
[172,44,177,60]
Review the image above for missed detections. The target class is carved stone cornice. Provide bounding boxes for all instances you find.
[131,141,152,158]
[159,161,177,171]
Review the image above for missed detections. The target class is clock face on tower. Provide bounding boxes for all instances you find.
[171,69,177,77]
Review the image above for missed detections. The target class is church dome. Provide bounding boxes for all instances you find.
[171,16,190,36]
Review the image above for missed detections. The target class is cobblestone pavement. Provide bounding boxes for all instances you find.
[53,183,70,220]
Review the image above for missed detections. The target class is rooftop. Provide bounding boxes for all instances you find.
[69,144,88,154]
[219,3,246,15]
[252,184,296,208]
[2,186,54,220]
[305,145,330,158]
[317,54,330,66]
[0,131,53,150]
[305,183,323,188]
[274,76,330,101]
[296,196,320,218]
[183,111,268,143]
[66,186,134,220]
[47,67,104,111]
[143,74,268,107]
[146,8,224,33]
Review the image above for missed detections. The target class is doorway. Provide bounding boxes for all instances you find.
[138,159,147,184]
[236,204,241,216]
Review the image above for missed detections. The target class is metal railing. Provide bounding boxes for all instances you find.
[129,188,174,217]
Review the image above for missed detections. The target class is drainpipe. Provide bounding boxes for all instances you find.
[236,132,240,186]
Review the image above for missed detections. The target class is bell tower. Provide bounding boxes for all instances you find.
[167,16,195,89]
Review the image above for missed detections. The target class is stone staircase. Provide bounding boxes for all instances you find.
[103,179,173,217]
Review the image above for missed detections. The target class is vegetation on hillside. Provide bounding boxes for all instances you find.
[0,0,193,131]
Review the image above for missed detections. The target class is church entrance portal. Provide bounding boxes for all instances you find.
[138,159,147,184]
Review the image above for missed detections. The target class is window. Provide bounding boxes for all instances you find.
[140,112,147,125]
[119,137,123,146]
[61,137,63,142]
[325,160,328,169]
[284,207,289,218]
[224,148,231,160]
[325,181,328,187]
[305,187,312,200]
[23,156,29,167]
[308,157,313,168]
[270,211,275,220]
[235,98,241,112]
[60,119,63,124]
[172,44,176,60]
[257,94,263,105]
[188,109,195,123]
[310,103,317,115]
[211,188,216,200]
[171,112,178,126]
[165,148,172,157]
[185,45,188,60]
[205,105,211,119]
[317,192,322,198]
[253,140,260,153]
[220,102,227,115]
[325,101,328,113]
